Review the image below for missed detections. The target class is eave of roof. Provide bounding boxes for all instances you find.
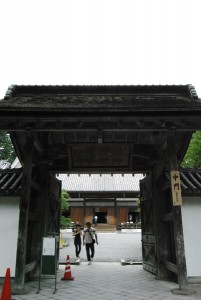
[1,169,201,197]
[0,85,200,114]
[0,169,22,196]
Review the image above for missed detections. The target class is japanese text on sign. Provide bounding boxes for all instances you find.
[170,171,182,206]
[42,237,55,256]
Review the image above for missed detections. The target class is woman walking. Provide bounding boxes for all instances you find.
[72,224,82,260]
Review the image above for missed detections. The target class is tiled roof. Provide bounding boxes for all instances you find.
[57,174,145,192]
[0,169,22,196]
[0,160,11,170]
[1,85,200,110]
[1,169,201,196]
[180,169,201,195]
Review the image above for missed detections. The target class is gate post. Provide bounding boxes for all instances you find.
[152,164,173,279]
[167,132,188,291]
[14,131,34,292]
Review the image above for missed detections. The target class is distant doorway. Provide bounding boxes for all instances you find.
[96,212,107,223]
[128,212,139,223]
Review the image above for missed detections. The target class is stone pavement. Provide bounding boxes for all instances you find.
[10,263,201,300]
[59,231,142,263]
[2,231,201,299]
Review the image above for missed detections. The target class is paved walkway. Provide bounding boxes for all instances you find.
[2,231,201,299]
[10,263,201,300]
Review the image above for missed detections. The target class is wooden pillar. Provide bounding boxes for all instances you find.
[167,132,188,290]
[152,164,172,279]
[14,132,34,291]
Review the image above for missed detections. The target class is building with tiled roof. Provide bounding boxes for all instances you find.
[56,173,144,225]
[58,173,143,192]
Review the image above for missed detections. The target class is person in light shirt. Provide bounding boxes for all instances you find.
[83,222,98,265]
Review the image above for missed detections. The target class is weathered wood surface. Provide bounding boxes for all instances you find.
[167,133,188,290]
[14,132,34,291]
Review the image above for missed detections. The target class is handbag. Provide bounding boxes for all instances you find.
[87,229,96,243]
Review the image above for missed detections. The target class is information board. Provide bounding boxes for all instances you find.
[41,237,56,275]
[38,236,57,294]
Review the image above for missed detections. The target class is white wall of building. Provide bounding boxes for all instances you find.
[182,196,201,277]
[0,197,20,277]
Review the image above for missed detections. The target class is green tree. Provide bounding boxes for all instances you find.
[0,131,15,163]
[61,189,69,211]
[181,131,201,168]
[60,189,71,228]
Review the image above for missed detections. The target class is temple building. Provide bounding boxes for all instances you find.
[57,173,144,225]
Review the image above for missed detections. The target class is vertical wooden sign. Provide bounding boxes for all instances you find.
[170,171,182,206]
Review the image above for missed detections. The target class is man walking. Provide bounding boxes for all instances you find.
[83,222,98,265]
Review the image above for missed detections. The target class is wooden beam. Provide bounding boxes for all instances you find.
[24,261,37,274]
[1,115,201,131]
[14,131,34,291]
[164,261,178,274]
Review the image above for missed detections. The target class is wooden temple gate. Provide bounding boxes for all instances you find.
[141,135,187,289]
[0,85,201,292]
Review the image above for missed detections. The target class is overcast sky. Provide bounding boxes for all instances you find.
[0,0,201,99]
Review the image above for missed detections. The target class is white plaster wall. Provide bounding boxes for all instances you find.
[182,197,201,277]
[0,197,20,277]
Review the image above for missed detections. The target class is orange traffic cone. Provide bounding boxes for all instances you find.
[0,268,11,300]
[61,255,74,281]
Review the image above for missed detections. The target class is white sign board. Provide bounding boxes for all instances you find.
[42,237,55,256]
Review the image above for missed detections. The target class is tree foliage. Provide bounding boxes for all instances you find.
[181,131,201,168]
[60,189,71,228]
[0,131,15,163]
[61,189,70,211]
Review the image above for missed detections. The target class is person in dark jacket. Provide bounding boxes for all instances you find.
[72,224,82,259]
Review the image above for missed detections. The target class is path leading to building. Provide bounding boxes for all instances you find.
[59,231,142,263]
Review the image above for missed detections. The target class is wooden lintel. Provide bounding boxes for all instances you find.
[164,261,178,274]
[1,116,201,131]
